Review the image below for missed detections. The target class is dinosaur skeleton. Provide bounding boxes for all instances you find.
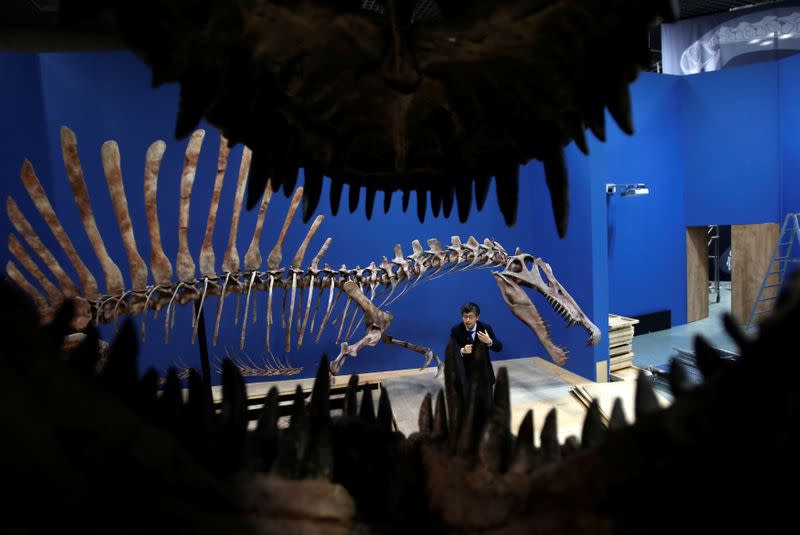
[6,126,600,377]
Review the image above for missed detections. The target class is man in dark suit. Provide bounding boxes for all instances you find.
[449,302,503,389]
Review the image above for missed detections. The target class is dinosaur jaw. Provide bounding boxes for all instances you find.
[494,271,599,366]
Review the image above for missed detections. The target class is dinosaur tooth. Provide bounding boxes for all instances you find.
[418,392,433,435]
[329,179,343,216]
[456,178,473,223]
[279,165,299,198]
[432,389,448,440]
[543,146,569,238]
[302,168,323,223]
[572,121,590,155]
[359,388,376,422]
[635,370,660,418]
[561,435,580,457]
[474,175,491,211]
[495,164,519,226]
[540,408,561,462]
[348,183,360,214]
[365,185,377,220]
[70,324,101,377]
[457,345,491,461]
[723,313,750,351]
[343,374,360,417]
[174,79,207,140]
[586,104,606,142]
[401,188,411,213]
[607,82,634,136]
[377,388,394,432]
[609,397,627,429]
[694,336,729,379]
[383,189,392,214]
[416,187,427,223]
[158,367,183,433]
[442,183,455,219]
[310,355,330,425]
[509,409,535,474]
[668,357,690,398]
[581,399,606,449]
[444,339,466,450]
[101,319,138,402]
[255,386,280,471]
[478,367,511,473]
[430,186,443,218]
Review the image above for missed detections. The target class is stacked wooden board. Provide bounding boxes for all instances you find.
[608,314,639,371]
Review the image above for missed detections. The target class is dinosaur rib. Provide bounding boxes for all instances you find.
[6,197,79,297]
[8,234,61,305]
[19,159,99,300]
[222,146,251,273]
[143,140,173,286]
[199,135,230,277]
[6,259,48,311]
[176,129,205,282]
[244,182,272,271]
[102,141,149,291]
[61,126,125,296]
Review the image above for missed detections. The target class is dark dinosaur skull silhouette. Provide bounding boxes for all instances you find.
[63,0,675,235]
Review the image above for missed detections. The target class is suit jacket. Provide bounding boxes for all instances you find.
[449,321,503,384]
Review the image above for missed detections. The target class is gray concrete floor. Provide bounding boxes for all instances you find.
[631,282,746,371]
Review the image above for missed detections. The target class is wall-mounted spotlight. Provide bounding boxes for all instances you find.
[606,183,650,197]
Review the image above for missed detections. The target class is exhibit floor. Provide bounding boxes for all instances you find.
[631,282,745,372]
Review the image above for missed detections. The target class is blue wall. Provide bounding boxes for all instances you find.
[604,74,687,325]
[1,51,604,382]
[681,61,780,226]
[0,53,54,269]
[779,54,800,219]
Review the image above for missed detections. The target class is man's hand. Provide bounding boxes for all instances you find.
[461,344,473,355]
[477,330,492,345]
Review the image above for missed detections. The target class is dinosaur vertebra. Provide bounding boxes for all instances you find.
[6,127,599,376]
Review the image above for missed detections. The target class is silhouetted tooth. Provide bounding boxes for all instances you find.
[220,358,248,472]
[291,384,307,430]
[377,388,394,431]
[383,190,392,214]
[457,346,491,461]
[586,104,606,142]
[540,408,560,461]
[360,388,376,422]
[418,392,433,435]
[365,185,376,220]
[310,356,330,425]
[430,186,442,217]
[280,166,299,198]
[478,367,511,473]
[543,147,569,238]
[329,180,343,216]
[722,313,749,351]
[432,389,448,440]
[609,398,627,429]
[175,80,207,139]
[668,357,690,398]
[608,83,634,135]
[102,320,138,403]
[302,169,323,223]
[694,336,729,379]
[581,399,606,449]
[158,367,183,432]
[561,435,580,457]
[495,164,519,226]
[573,122,589,155]
[442,184,455,218]
[444,339,466,450]
[348,183,360,213]
[456,178,473,223]
[474,176,491,211]
[256,387,280,471]
[509,409,534,474]
[635,370,660,418]
[70,324,101,377]
[247,149,271,210]
[344,374,359,417]
[402,189,411,213]
[416,187,427,223]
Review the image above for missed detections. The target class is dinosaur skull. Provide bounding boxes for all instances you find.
[493,251,600,365]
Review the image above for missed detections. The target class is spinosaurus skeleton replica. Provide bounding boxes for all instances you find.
[6,127,601,377]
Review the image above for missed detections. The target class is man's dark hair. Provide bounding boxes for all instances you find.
[461,302,480,316]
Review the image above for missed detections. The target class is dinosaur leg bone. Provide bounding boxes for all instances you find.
[381,334,444,377]
[330,281,393,376]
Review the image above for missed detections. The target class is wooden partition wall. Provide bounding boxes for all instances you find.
[686,226,709,322]
[686,223,780,325]
[731,223,780,325]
